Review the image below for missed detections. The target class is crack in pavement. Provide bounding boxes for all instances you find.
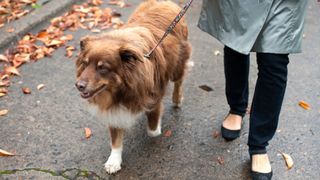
[0,168,103,180]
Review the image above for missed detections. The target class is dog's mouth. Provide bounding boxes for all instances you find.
[80,84,107,99]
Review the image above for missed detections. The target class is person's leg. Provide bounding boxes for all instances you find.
[222,46,249,137]
[249,53,289,175]
[224,46,250,117]
[248,53,289,154]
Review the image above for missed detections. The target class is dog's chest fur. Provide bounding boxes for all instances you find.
[87,104,141,129]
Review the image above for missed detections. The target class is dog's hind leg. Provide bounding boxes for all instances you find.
[172,79,184,107]
[146,102,163,137]
[105,127,124,174]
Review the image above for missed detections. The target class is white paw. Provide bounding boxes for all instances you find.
[104,148,122,174]
[104,157,121,174]
[173,97,183,108]
[147,121,161,137]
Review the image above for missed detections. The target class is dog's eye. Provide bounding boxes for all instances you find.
[97,65,108,74]
[82,59,89,66]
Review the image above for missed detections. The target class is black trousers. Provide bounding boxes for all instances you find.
[224,46,289,155]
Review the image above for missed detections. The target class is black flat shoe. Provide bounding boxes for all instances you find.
[221,125,241,141]
[250,170,273,180]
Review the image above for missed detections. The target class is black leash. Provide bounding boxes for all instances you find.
[144,0,194,58]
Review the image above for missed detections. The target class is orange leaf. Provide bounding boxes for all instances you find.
[66,50,73,57]
[0,88,8,94]
[280,152,294,169]
[0,109,8,116]
[212,131,220,138]
[4,66,20,76]
[0,80,10,87]
[37,84,45,90]
[164,130,172,137]
[37,31,49,39]
[299,100,310,110]
[60,34,73,41]
[85,127,92,138]
[46,39,63,47]
[217,156,224,165]
[1,74,9,80]
[22,87,31,94]
[0,54,9,62]
[6,27,15,33]
[0,149,15,156]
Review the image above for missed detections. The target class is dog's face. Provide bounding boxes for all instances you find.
[75,36,152,102]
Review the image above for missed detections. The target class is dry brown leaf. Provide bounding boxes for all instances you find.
[85,127,92,139]
[4,66,20,76]
[199,85,213,92]
[0,88,8,94]
[46,39,63,47]
[91,28,101,33]
[0,93,6,97]
[0,7,10,15]
[212,131,220,138]
[66,50,73,57]
[0,109,8,116]
[0,80,10,87]
[37,84,45,90]
[217,156,224,165]
[60,34,73,41]
[6,27,15,33]
[22,87,31,94]
[298,100,310,110]
[0,149,15,156]
[280,152,294,169]
[90,0,103,6]
[164,130,172,137]
[1,74,9,80]
[0,54,9,62]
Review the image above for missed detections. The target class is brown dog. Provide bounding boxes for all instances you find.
[75,0,191,174]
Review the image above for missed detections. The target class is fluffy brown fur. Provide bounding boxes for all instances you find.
[75,0,191,174]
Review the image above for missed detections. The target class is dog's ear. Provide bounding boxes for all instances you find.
[80,36,91,51]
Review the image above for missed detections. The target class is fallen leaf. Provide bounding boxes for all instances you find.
[4,66,20,76]
[91,28,101,33]
[0,109,8,116]
[217,156,224,165]
[214,50,221,56]
[199,85,213,92]
[22,87,31,94]
[46,39,63,47]
[85,127,92,138]
[164,130,172,137]
[0,54,9,62]
[299,100,310,110]
[1,74,9,80]
[280,152,294,169]
[212,131,220,138]
[0,88,8,94]
[37,84,45,90]
[6,27,15,33]
[0,93,6,97]
[0,149,15,156]
[0,80,10,87]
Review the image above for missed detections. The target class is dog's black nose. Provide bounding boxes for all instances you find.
[75,80,87,92]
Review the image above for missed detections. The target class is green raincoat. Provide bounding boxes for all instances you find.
[198,0,308,54]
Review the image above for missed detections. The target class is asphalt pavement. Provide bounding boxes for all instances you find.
[0,1,319,179]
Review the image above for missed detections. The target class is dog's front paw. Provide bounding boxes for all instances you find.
[104,157,121,174]
[147,126,161,137]
[104,150,122,174]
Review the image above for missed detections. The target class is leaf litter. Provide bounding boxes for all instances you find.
[0,0,125,97]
